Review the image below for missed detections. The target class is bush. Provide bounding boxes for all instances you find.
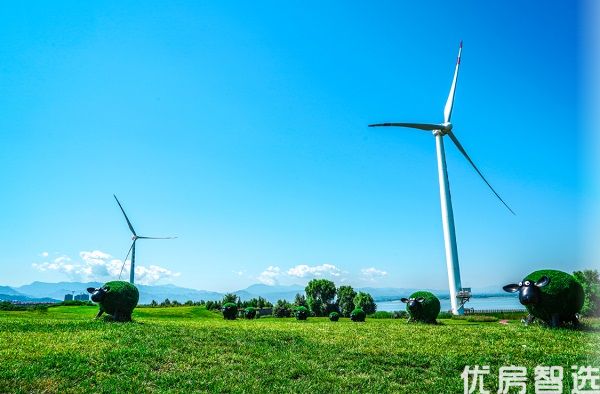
[273,299,292,318]
[329,311,340,322]
[222,302,238,320]
[295,306,308,320]
[406,291,440,323]
[244,307,256,319]
[350,307,366,322]
[523,269,584,324]
[392,311,408,319]
[437,312,453,319]
[369,311,393,319]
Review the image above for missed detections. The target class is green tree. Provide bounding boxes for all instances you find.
[354,292,376,315]
[150,300,158,307]
[337,285,357,317]
[294,293,307,307]
[273,299,292,317]
[305,279,336,317]
[573,269,600,317]
[222,293,239,305]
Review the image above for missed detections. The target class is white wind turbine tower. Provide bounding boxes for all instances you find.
[369,42,514,315]
[114,195,177,284]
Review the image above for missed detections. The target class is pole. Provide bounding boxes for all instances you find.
[434,132,464,315]
[130,241,136,284]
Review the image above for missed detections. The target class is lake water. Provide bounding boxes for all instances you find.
[376,295,524,313]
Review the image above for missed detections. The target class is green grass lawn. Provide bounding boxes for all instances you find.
[0,306,598,393]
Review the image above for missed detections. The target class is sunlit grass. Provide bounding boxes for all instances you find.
[0,306,597,393]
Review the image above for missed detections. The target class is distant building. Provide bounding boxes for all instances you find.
[74,293,89,301]
[64,294,73,301]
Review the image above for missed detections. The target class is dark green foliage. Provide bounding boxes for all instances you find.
[329,312,340,322]
[222,303,238,320]
[294,293,307,307]
[240,297,272,309]
[406,291,440,323]
[295,306,308,320]
[96,281,139,322]
[305,279,336,317]
[244,307,256,320]
[353,292,376,314]
[369,311,393,319]
[573,269,600,317]
[273,299,292,318]
[523,270,584,324]
[337,285,356,317]
[350,307,366,322]
[222,293,239,305]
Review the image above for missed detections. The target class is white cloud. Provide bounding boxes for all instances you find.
[257,266,281,286]
[287,264,341,278]
[33,250,179,285]
[40,251,49,258]
[361,267,388,282]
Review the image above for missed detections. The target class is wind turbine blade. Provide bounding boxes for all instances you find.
[444,41,463,123]
[136,236,177,239]
[118,241,135,280]
[447,131,515,215]
[113,194,137,236]
[368,122,442,131]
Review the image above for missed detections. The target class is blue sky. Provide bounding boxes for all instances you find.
[0,2,587,292]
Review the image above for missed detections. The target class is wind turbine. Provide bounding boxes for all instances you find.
[113,195,176,284]
[369,42,514,315]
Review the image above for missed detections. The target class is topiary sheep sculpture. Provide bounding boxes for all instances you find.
[350,307,366,322]
[222,303,238,320]
[329,311,340,322]
[244,306,257,319]
[401,291,440,324]
[86,281,139,322]
[503,269,584,328]
[295,306,308,320]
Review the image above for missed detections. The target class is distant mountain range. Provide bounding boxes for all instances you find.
[0,281,510,304]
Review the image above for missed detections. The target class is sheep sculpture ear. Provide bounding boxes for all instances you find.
[502,284,520,293]
[86,287,96,294]
[535,276,550,288]
[415,297,425,303]
[400,298,409,304]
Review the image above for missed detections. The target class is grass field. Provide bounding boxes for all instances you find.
[0,306,598,393]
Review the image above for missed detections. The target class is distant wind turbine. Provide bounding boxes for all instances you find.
[113,195,176,284]
[369,42,514,315]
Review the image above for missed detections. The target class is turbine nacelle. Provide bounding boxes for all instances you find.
[433,122,452,136]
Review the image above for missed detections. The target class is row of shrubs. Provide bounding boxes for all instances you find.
[221,302,369,322]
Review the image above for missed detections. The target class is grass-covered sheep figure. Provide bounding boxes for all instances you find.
[401,291,440,324]
[295,306,309,320]
[503,269,584,328]
[87,281,139,322]
[350,307,366,322]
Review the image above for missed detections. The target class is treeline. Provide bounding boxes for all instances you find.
[272,279,376,318]
[143,294,273,310]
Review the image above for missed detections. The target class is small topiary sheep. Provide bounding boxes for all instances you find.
[329,311,340,322]
[86,281,139,322]
[401,291,440,324]
[350,307,366,322]
[222,302,238,320]
[503,269,584,327]
[244,306,257,319]
[295,306,308,320]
